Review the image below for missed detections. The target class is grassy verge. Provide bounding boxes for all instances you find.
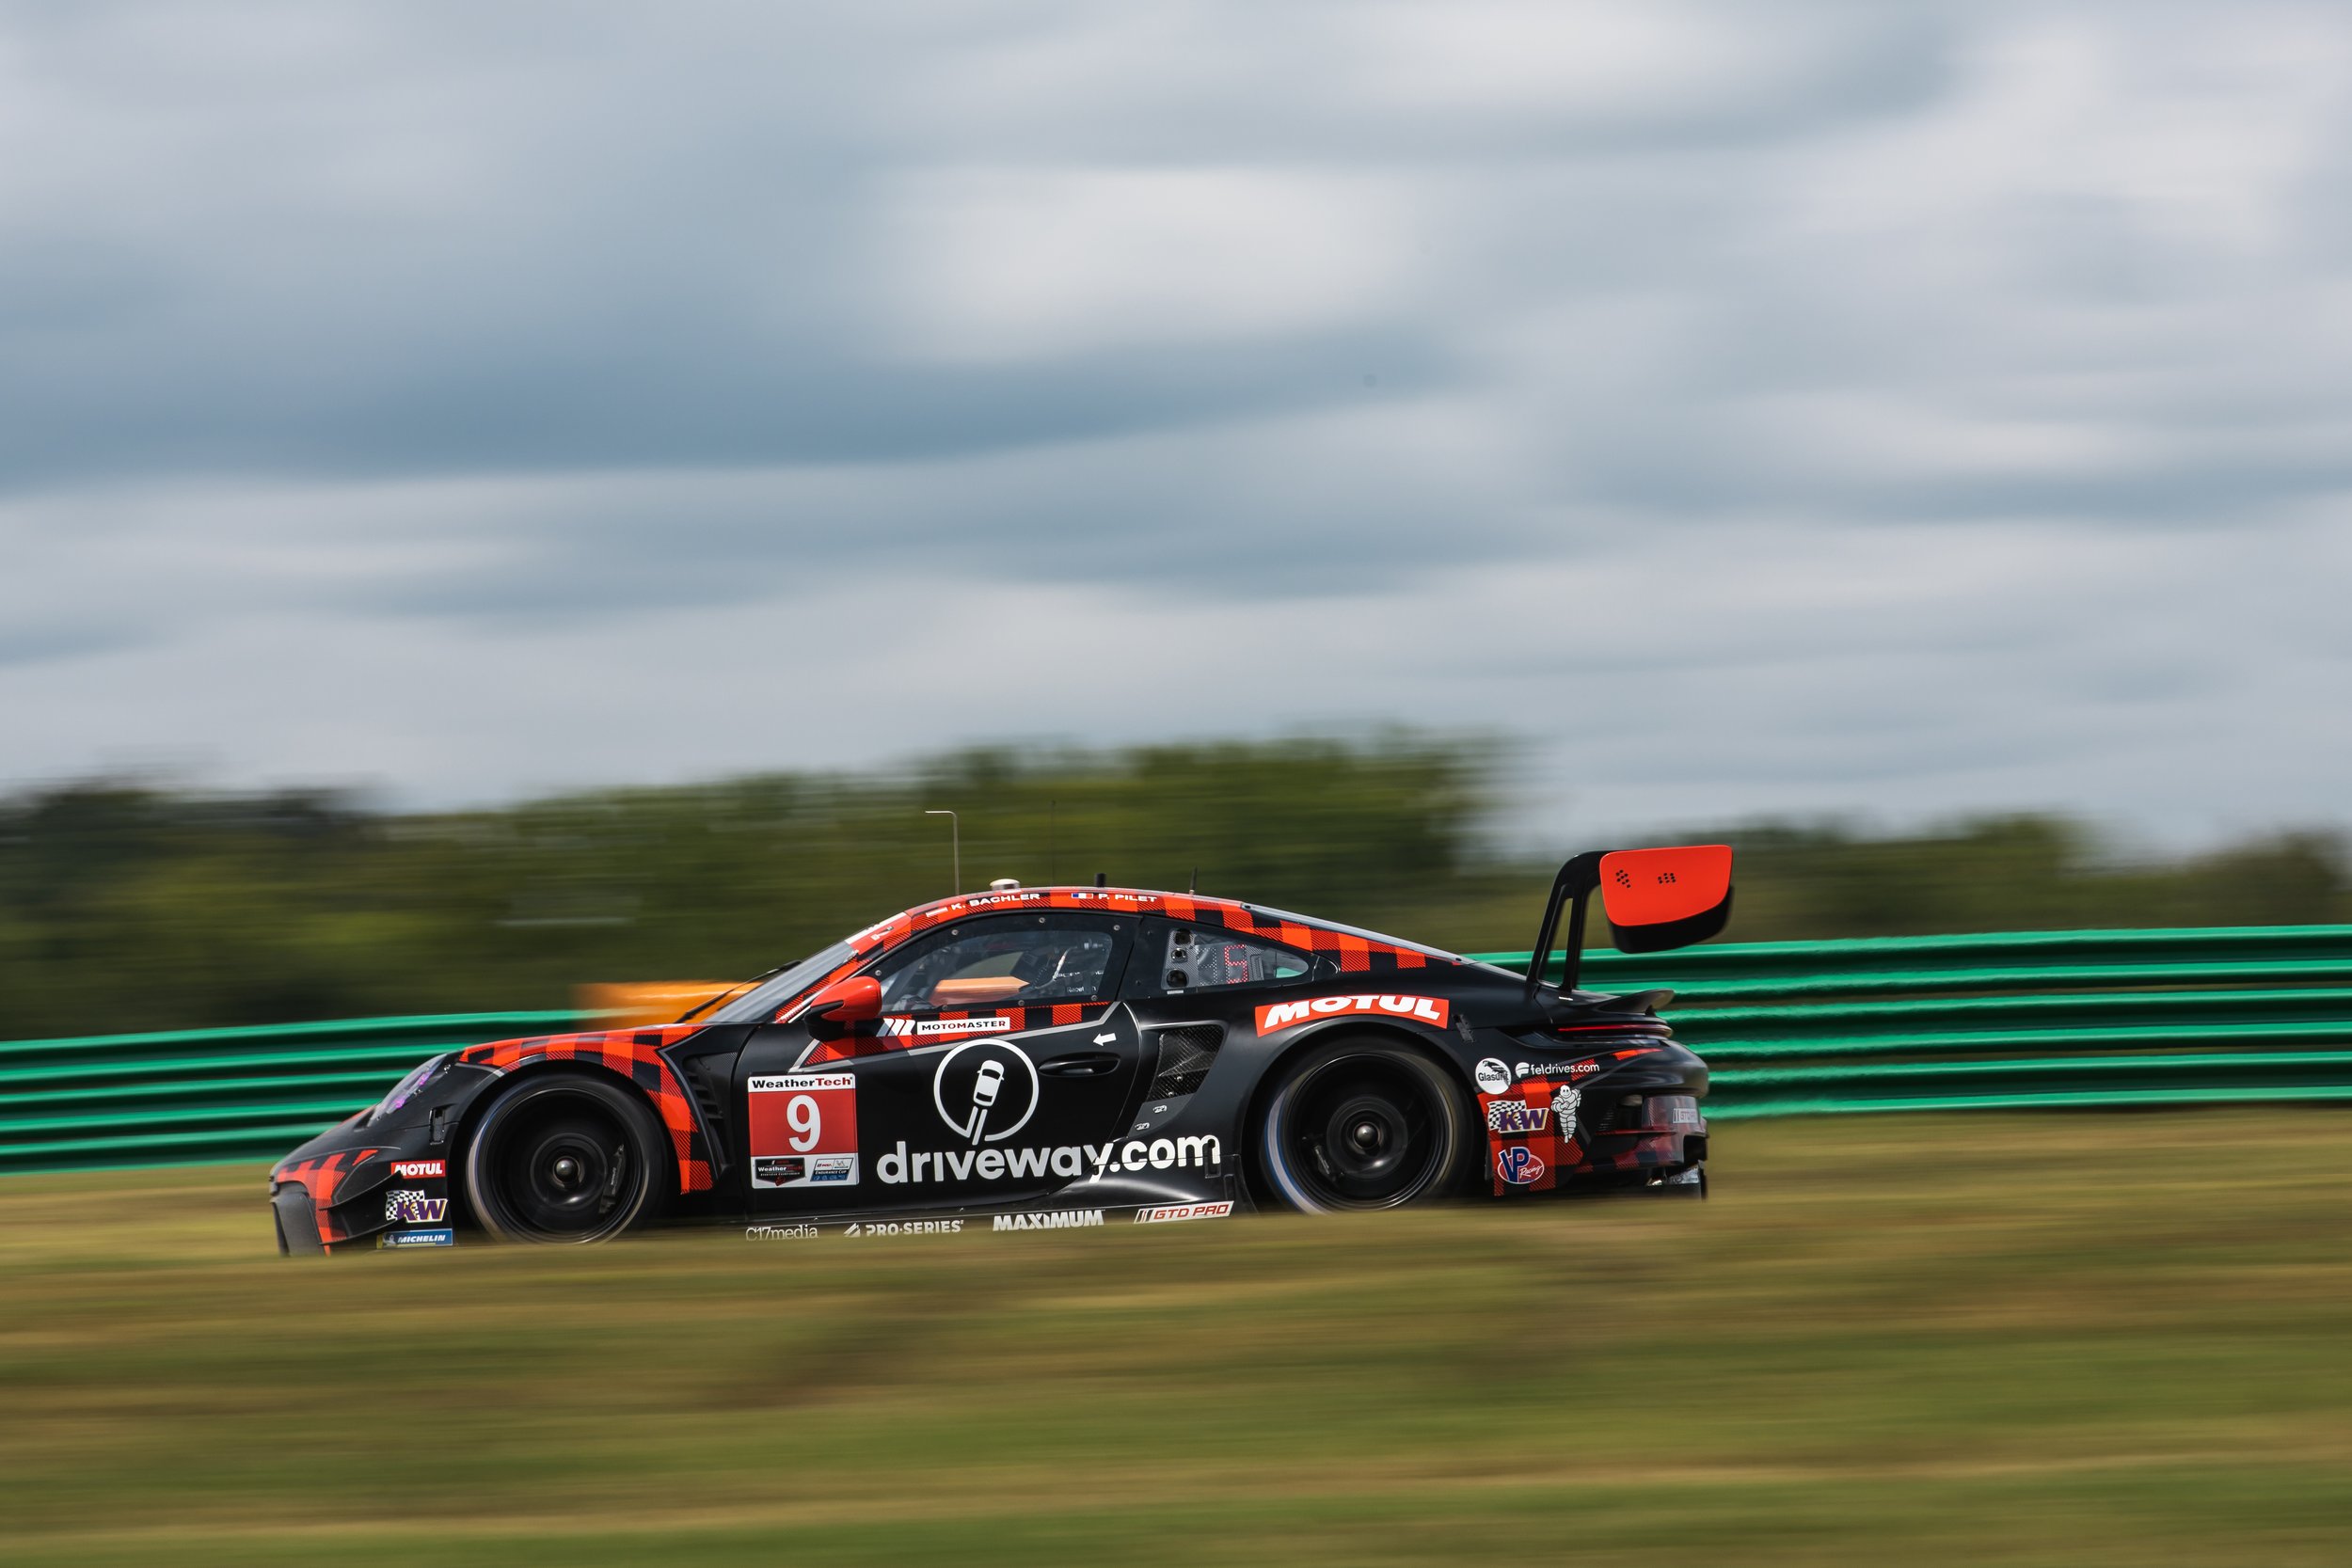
[2,1111,2347,1565]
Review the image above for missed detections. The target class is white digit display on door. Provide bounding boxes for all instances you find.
[786,1093,822,1150]
[748,1072,860,1188]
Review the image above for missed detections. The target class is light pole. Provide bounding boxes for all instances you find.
[925,809,960,895]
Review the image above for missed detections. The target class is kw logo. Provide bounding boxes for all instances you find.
[1486,1101,1551,1135]
[385,1190,449,1224]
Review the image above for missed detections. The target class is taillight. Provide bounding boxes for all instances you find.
[1640,1094,1702,1132]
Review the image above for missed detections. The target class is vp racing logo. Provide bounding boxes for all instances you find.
[932,1040,1041,1146]
[1496,1146,1546,1185]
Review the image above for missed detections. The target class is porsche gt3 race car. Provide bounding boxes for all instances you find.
[270,846,1734,1252]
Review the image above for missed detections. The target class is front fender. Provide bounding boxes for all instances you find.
[453,1026,717,1194]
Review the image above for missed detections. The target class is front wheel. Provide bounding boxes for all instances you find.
[463,1071,670,1243]
[1255,1039,1471,1212]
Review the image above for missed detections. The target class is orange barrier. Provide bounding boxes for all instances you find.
[577,981,744,1030]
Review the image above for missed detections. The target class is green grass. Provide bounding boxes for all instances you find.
[3,1112,2348,1565]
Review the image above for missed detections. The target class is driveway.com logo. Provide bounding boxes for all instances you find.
[931,1041,1041,1146]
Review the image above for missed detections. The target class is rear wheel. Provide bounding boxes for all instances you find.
[1255,1039,1470,1212]
[463,1071,669,1243]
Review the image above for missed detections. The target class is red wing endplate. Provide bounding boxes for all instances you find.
[1598,845,1733,954]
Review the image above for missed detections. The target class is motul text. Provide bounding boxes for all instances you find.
[1254,994,1449,1034]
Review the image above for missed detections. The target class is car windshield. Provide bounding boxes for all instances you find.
[702,939,862,1024]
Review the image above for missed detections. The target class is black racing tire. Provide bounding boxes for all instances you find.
[1255,1037,1473,1212]
[463,1070,670,1243]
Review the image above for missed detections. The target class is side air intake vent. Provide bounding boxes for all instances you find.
[673,1053,733,1174]
[1146,1025,1224,1099]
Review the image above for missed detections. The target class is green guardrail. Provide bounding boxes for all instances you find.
[1469,924,2352,1120]
[0,1012,585,1175]
[5,925,2351,1175]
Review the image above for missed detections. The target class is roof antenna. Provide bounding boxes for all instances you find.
[1048,799,1057,885]
[925,809,960,895]
[1094,871,1107,888]
[1189,865,1197,895]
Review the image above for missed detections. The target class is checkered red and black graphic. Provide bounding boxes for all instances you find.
[844,887,1448,974]
[1574,1088,1707,1175]
[1578,1132,1697,1174]
[269,1147,385,1249]
[767,887,1453,1027]
[1550,1073,1705,1177]
[1152,896,1439,974]
[456,1027,714,1193]
[1477,1084,1580,1195]
[1476,1049,1706,1187]
[804,1001,1113,1064]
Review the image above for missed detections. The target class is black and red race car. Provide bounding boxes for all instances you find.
[270,846,1733,1252]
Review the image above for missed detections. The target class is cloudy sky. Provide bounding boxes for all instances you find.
[2,0,2346,843]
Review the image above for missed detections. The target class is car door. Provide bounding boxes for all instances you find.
[1119,914,1324,1101]
[738,911,1145,1217]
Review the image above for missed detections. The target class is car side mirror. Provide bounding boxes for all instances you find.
[802,976,882,1039]
[1598,845,1734,954]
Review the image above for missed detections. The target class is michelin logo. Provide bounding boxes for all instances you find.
[378,1228,454,1248]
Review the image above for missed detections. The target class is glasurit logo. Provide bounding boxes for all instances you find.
[877,1135,1221,1185]
[992,1209,1104,1231]
[1255,994,1449,1035]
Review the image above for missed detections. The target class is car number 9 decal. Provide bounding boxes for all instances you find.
[749,1073,861,1188]
[785,1093,823,1150]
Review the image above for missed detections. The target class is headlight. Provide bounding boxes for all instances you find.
[369,1054,450,1124]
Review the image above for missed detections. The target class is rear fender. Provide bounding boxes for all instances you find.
[1240,1019,1475,1180]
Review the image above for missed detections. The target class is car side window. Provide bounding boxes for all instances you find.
[870,919,1121,1014]
[1159,926,1313,994]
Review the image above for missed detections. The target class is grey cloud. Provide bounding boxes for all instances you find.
[2,0,2348,839]
[0,623,149,670]
[0,1,1955,493]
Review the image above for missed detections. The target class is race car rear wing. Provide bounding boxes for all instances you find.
[1524,845,1734,1002]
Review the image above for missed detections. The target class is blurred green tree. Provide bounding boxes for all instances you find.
[1,738,2343,1037]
